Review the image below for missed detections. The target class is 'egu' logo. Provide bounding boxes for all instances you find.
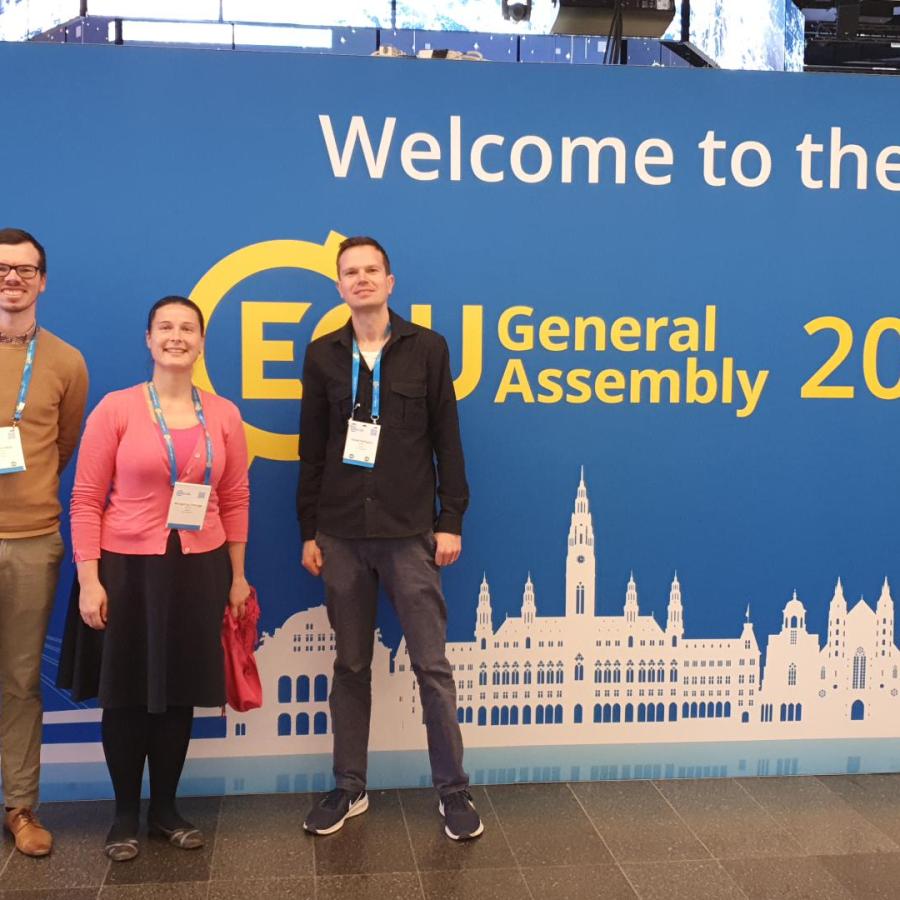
[190,231,482,466]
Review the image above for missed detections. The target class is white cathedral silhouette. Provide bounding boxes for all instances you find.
[221,469,900,755]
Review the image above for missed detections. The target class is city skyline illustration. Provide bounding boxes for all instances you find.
[217,468,899,756]
[41,468,899,764]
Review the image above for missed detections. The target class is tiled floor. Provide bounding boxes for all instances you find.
[4,774,900,898]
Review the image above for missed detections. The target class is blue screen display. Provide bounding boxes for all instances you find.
[396,0,559,33]
[689,0,786,71]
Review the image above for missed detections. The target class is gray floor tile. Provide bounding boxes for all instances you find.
[571,781,711,863]
[314,790,417,876]
[654,779,803,859]
[721,857,855,900]
[522,864,639,899]
[13,776,900,900]
[100,883,208,899]
[212,790,314,879]
[211,831,315,881]
[0,844,13,878]
[399,786,515,871]
[737,777,899,855]
[217,791,311,832]
[103,797,220,886]
[317,873,424,900]
[421,867,530,900]
[0,801,111,892]
[487,782,613,868]
[817,852,900,899]
[816,774,900,844]
[622,860,747,900]
[209,876,315,899]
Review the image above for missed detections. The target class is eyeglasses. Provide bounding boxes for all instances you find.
[0,264,41,279]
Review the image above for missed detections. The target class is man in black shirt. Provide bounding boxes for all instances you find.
[297,236,482,841]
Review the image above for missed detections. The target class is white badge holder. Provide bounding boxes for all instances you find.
[166,481,211,530]
[0,426,26,474]
[342,419,381,468]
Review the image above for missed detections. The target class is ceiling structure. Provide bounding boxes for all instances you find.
[798,0,900,71]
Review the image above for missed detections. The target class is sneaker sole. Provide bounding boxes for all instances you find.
[438,800,485,841]
[304,793,369,835]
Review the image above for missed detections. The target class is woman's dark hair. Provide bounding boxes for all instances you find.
[146,295,205,335]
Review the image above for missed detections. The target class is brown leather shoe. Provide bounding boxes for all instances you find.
[4,807,53,857]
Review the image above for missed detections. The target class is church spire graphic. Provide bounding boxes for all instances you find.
[828,577,847,659]
[624,571,639,623]
[666,571,684,639]
[522,572,536,626]
[566,468,595,617]
[877,576,894,658]
[475,573,493,647]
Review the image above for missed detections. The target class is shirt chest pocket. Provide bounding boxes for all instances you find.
[385,380,427,430]
[326,383,352,425]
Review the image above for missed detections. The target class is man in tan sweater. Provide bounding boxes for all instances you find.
[0,228,87,856]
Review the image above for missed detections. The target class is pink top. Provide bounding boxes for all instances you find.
[71,384,250,561]
[171,424,202,475]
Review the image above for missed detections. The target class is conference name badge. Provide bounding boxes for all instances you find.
[0,426,26,474]
[342,419,381,468]
[166,482,211,531]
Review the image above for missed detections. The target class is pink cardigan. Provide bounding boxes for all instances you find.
[71,384,249,561]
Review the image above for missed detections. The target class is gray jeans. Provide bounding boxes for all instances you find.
[317,531,468,797]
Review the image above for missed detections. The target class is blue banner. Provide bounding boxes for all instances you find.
[6,41,900,793]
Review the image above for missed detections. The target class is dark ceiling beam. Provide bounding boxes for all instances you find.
[836,0,861,39]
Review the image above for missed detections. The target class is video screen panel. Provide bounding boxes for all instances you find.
[662,0,684,41]
[396,0,559,35]
[784,0,805,73]
[222,0,390,28]
[688,0,785,71]
[0,0,80,40]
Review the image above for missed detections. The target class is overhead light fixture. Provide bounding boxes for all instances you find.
[502,0,533,22]
[551,0,677,38]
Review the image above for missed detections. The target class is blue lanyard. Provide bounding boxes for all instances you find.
[351,326,390,423]
[11,330,38,426]
[147,382,214,486]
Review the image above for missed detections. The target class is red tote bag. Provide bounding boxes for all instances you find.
[222,586,263,712]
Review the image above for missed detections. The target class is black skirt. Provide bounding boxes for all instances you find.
[57,531,231,713]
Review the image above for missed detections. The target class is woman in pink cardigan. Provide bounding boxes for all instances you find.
[59,296,249,862]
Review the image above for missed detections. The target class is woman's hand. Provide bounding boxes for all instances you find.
[229,575,250,619]
[79,581,109,630]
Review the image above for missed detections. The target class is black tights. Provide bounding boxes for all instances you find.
[101,706,194,840]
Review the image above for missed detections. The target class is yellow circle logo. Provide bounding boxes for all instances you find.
[190,231,351,465]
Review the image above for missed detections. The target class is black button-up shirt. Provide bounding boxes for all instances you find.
[296,310,469,541]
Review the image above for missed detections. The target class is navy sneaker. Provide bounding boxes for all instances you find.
[439,790,484,840]
[303,789,369,835]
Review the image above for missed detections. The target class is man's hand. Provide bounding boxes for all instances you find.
[79,581,108,630]
[302,539,324,576]
[434,532,461,567]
